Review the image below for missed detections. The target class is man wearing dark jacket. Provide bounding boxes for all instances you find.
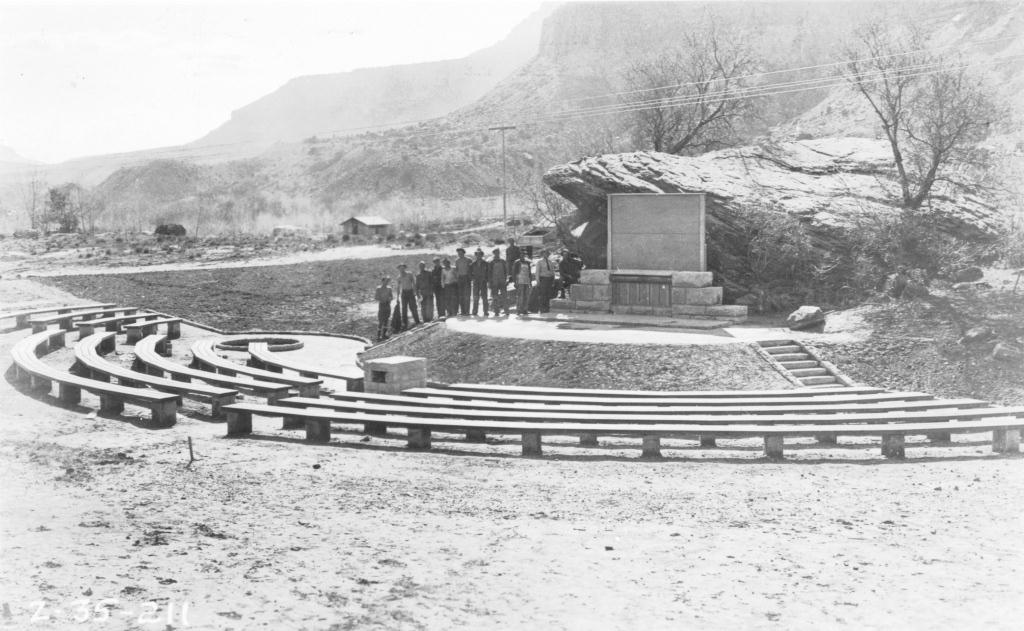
[416,261,434,322]
[489,247,509,316]
[430,257,445,318]
[505,239,521,284]
[470,250,490,316]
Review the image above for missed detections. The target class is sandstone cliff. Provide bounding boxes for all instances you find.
[543,138,1006,269]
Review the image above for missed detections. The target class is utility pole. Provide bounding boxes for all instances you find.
[489,125,516,236]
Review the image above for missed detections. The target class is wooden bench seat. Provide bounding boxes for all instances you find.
[247,341,364,391]
[75,332,237,417]
[11,329,178,424]
[75,311,161,337]
[1,303,115,329]
[134,335,291,403]
[326,390,984,414]
[125,317,182,344]
[403,387,934,407]
[429,382,883,398]
[190,338,321,397]
[221,402,1024,459]
[28,306,137,333]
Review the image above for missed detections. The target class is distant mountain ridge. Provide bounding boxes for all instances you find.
[192,4,555,148]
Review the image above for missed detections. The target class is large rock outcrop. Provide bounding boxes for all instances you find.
[543,138,1005,271]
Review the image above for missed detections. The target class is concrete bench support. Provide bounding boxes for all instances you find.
[700,436,717,448]
[927,431,952,443]
[282,415,304,430]
[579,434,599,447]
[881,434,905,459]
[408,428,432,450]
[151,400,177,425]
[522,432,542,456]
[993,428,1021,453]
[305,419,331,443]
[815,434,837,445]
[364,421,387,436]
[59,383,81,405]
[764,436,784,460]
[226,410,253,435]
[465,430,486,442]
[99,394,124,414]
[641,436,662,458]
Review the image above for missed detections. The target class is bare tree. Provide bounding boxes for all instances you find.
[20,175,46,229]
[622,15,759,155]
[843,21,1001,209]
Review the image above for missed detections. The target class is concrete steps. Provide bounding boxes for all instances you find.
[757,339,846,387]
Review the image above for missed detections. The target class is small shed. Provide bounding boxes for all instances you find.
[341,215,393,237]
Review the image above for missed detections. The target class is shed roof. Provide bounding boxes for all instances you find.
[344,215,392,226]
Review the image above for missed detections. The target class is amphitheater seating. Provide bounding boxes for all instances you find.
[190,338,321,397]
[75,311,162,337]
[11,329,178,424]
[1,304,115,329]
[75,332,237,417]
[134,335,291,403]
[424,383,883,398]
[125,317,182,344]
[29,306,137,333]
[246,341,364,391]
[221,401,1024,459]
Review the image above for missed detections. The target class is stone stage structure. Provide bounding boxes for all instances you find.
[552,193,747,322]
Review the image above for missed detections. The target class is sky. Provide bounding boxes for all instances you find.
[0,0,544,163]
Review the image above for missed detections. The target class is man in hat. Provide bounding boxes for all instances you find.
[415,260,434,322]
[512,250,532,316]
[396,263,420,330]
[534,249,555,313]
[470,249,490,316]
[430,257,445,318]
[441,258,458,317]
[374,276,393,341]
[454,247,471,315]
[489,247,509,316]
[505,238,521,285]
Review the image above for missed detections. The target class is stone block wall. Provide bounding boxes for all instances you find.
[363,356,428,395]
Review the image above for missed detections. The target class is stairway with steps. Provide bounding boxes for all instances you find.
[757,340,845,387]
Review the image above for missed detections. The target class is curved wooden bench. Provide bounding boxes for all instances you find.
[11,329,178,424]
[134,335,291,403]
[427,383,882,398]
[247,342,364,391]
[29,306,137,333]
[75,332,237,417]
[2,303,115,329]
[75,311,161,337]
[403,387,934,407]
[190,338,321,397]
[222,402,1024,459]
[125,317,182,344]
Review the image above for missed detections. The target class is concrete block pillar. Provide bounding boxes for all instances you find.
[764,436,784,460]
[363,356,427,436]
[522,432,542,456]
[641,436,662,458]
[993,429,1021,454]
[408,428,432,450]
[881,434,906,459]
[579,434,599,447]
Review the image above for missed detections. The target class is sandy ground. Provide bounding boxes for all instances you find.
[2,282,1024,629]
[0,243,438,278]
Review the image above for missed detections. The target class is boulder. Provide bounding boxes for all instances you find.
[952,266,984,283]
[992,342,1023,362]
[543,138,1004,270]
[959,326,995,344]
[787,305,826,331]
[155,223,187,238]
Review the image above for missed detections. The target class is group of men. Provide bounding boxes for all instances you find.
[374,238,578,341]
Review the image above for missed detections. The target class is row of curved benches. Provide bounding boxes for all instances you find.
[8,305,1024,460]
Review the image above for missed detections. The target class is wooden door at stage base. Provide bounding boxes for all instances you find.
[610,275,672,309]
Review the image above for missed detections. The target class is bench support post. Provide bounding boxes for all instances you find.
[150,400,177,425]
[210,395,235,419]
[298,384,320,398]
[881,434,905,459]
[927,431,952,443]
[168,322,181,339]
[764,436,784,460]
[282,415,304,430]
[364,422,387,437]
[579,434,599,447]
[641,436,662,458]
[993,429,1021,454]
[58,384,81,405]
[226,410,252,436]
[815,434,837,445]
[465,430,486,442]
[522,432,542,456]
[305,419,331,443]
[699,436,716,448]
[407,428,432,450]
[99,394,124,414]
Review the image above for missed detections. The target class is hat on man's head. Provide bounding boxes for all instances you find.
[397,263,407,269]
[475,250,484,257]
[456,247,466,254]
[492,248,500,255]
